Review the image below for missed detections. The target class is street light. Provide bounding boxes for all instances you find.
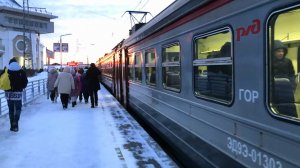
[60,33,72,70]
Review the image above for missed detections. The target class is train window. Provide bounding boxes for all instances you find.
[162,42,181,92]
[101,58,113,78]
[134,52,142,82]
[268,8,300,119]
[145,49,156,86]
[193,29,232,103]
[128,53,134,81]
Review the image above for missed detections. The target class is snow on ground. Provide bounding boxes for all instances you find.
[0,71,178,168]
[28,71,48,81]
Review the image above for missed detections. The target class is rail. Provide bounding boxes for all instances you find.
[0,78,47,116]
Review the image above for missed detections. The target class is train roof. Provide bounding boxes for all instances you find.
[124,0,215,46]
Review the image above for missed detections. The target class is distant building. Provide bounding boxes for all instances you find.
[0,0,57,69]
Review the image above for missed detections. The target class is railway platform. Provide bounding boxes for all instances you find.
[0,85,178,168]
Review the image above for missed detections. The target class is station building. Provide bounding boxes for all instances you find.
[0,0,56,69]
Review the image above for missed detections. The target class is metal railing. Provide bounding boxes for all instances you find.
[0,78,47,116]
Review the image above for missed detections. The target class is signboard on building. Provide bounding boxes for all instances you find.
[67,61,79,67]
[0,15,55,34]
[53,43,69,52]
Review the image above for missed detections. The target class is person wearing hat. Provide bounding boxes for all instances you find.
[5,58,28,132]
[272,40,297,117]
[272,40,295,79]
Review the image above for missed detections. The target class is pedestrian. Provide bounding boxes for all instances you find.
[47,67,58,103]
[3,58,28,132]
[82,68,90,103]
[77,68,85,103]
[86,63,101,108]
[70,69,81,107]
[54,66,75,109]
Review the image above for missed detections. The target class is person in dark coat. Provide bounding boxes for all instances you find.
[5,58,28,132]
[272,40,297,117]
[86,63,101,108]
[82,68,90,103]
[272,40,295,79]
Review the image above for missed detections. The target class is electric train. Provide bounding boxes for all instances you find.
[98,0,300,167]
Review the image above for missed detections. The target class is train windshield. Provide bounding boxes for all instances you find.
[268,8,300,120]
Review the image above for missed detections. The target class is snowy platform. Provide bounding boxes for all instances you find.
[0,85,178,168]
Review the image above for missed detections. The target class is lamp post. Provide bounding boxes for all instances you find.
[60,33,72,70]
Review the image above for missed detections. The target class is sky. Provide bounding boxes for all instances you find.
[0,72,178,168]
[14,0,175,65]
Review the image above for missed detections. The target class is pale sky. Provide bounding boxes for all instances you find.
[15,0,175,64]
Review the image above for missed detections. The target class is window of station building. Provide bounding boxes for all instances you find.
[193,29,233,103]
[128,53,134,81]
[134,52,142,82]
[268,7,300,120]
[145,49,156,86]
[162,42,181,92]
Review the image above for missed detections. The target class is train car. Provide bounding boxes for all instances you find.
[99,51,114,93]
[99,0,300,167]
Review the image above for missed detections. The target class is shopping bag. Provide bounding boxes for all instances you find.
[0,69,11,90]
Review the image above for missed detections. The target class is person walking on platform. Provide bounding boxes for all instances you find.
[70,69,81,107]
[78,68,89,103]
[86,63,101,108]
[4,58,28,132]
[82,67,90,103]
[47,67,58,103]
[54,67,75,109]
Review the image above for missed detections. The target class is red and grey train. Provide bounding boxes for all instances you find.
[98,0,300,167]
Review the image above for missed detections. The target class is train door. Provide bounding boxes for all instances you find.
[118,49,124,104]
[114,50,122,101]
[121,47,129,107]
[112,54,116,96]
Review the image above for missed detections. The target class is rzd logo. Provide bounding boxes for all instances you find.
[236,19,260,41]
